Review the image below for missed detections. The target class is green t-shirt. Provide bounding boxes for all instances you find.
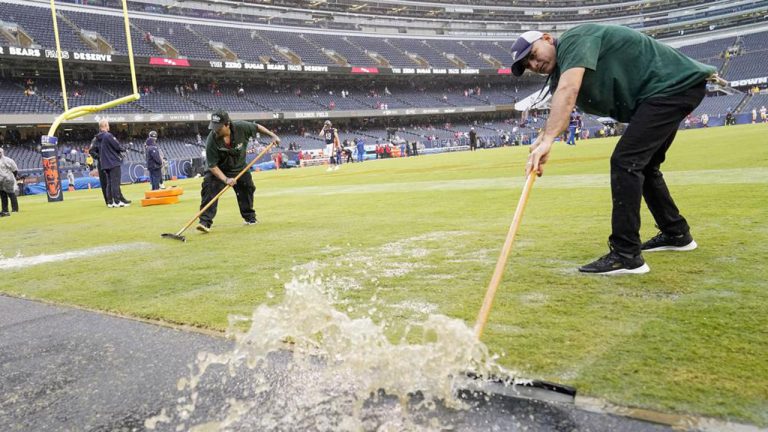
[205,120,259,176]
[551,24,716,122]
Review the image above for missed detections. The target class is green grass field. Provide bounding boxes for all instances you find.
[2,124,767,426]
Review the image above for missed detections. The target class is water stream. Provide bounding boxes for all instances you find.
[145,269,515,431]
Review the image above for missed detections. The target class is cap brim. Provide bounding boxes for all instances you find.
[208,122,224,131]
[511,45,533,77]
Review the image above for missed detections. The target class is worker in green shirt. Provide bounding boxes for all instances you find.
[196,109,280,233]
[512,24,716,274]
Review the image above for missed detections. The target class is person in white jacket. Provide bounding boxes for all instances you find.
[0,147,19,216]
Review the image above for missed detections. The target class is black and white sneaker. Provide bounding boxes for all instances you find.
[196,222,211,233]
[641,231,697,252]
[579,249,650,275]
[243,219,258,226]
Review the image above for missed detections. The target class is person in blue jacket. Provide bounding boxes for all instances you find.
[145,131,163,191]
[356,137,365,162]
[96,119,130,207]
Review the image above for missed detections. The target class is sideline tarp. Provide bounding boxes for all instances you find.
[24,177,101,195]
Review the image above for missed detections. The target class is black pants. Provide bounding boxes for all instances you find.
[102,166,123,205]
[0,190,18,212]
[97,165,109,204]
[609,82,706,256]
[199,171,256,226]
[149,168,162,190]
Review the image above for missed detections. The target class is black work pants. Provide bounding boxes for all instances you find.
[0,190,18,212]
[97,164,109,204]
[609,82,705,256]
[102,166,123,205]
[199,171,255,226]
[149,168,162,190]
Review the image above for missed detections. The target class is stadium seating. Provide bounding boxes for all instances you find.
[386,39,455,68]
[690,94,745,117]
[308,34,375,66]
[425,39,494,69]
[741,94,768,113]
[3,3,765,75]
[0,81,59,113]
[0,4,87,52]
[345,36,419,68]
[725,53,768,80]
[678,38,735,61]
[192,26,284,63]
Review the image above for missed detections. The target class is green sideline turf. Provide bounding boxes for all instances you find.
[2,124,767,425]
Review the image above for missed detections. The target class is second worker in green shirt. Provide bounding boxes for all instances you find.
[511,24,716,274]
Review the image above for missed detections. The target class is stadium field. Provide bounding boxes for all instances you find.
[2,124,766,426]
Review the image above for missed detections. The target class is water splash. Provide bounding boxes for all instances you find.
[147,269,515,431]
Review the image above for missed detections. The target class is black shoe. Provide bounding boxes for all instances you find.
[641,231,697,252]
[579,248,650,275]
[243,219,258,225]
[0,212,9,217]
[120,198,132,204]
[196,222,211,233]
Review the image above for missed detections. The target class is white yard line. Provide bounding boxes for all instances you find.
[0,242,152,270]
[259,167,768,197]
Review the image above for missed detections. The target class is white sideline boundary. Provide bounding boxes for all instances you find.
[257,167,768,198]
[0,242,152,271]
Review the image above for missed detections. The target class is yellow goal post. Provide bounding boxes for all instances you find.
[41,0,140,201]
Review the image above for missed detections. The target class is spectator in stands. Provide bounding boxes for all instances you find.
[196,109,280,233]
[469,127,478,151]
[95,119,131,208]
[145,131,163,191]
[0,147,19,216]
[701,113,709,127]
[514,25,716,274]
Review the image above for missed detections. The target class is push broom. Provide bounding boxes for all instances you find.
[474,173,536,339]
[468,173,578,399]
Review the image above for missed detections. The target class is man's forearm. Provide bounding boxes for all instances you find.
[258,124,279,140]
[209,166,227,182]
[543,88,578,141]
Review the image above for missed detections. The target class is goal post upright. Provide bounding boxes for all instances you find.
[42,0,141,202]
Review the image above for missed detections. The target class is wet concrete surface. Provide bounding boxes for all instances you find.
[0,295,676,431]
